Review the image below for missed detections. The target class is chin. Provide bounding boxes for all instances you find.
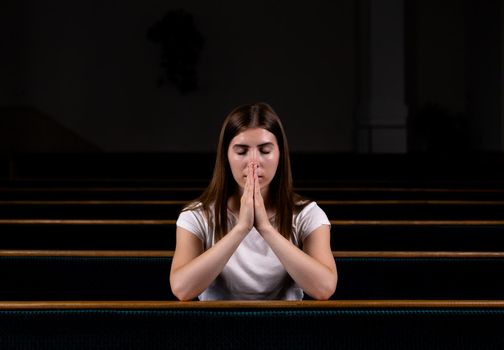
[260,181,271,190]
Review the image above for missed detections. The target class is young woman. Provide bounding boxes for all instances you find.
[170,102,337,300]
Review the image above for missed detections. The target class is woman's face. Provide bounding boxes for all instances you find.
[227,127,280,194]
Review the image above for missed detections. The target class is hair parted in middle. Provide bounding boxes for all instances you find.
[183,102,308,242]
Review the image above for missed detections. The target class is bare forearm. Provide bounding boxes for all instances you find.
[170,225,248,300]
[260,226,337,300]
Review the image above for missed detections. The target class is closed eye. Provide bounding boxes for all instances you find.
[260,146,273,154]
[233,146,247,155]
[232,144,274,155]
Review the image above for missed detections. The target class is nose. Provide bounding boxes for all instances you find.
[251,149,258,162]
[247,149,260,167]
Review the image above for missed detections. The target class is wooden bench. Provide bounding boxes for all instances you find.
[0,300,503,349]
[1,219,503,251]
[2,182,504,200]
[1,198,504,220]
[1,250,504,300]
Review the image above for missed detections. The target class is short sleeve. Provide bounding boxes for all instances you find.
[176,209,207,242]
[294,202,331,242]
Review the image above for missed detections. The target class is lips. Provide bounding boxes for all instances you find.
[242,175,264,182]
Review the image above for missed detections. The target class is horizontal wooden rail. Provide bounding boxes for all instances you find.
[331,220,504,226]
[0,200,188,205]
[0,219,176,225]
[0,187,204,193]
[0,250,174,257]
[333,251,504,258]
[2,250,504,259]
[1,219,504,226]
[2,186,504,193]
[0,300,504,310]
[2,200,504,206]
[296,187,504,193]
[319,200,504,205]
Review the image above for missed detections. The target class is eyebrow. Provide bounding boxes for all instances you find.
[232,142,274,148]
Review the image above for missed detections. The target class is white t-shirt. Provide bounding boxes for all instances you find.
[175,201,331,300]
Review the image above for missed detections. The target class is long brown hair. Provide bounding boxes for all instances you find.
[184,102,307,242]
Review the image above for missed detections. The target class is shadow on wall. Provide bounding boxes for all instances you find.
[147,8,205,95]
[0,106,101,154]
[408,103,470,153]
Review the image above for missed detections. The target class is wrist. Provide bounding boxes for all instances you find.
[256,223,276,236]
[233,223,252,236]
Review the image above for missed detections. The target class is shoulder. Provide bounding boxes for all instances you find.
[176,202,211,240]
[295,201,326,220]
[179,201,206,219]
[293,201,331,242]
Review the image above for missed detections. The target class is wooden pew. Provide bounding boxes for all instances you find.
[1,250,504,300]
[5,153,504,189]
[1,199,504,220]
[0,300,503,349]
[1,219,504,251]
[2,153,504,348]
[2,182,504,201]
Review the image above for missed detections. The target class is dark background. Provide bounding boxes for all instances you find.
[0,0,502,155]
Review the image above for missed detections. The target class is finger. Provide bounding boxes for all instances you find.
[252,168,257,200]
[253,166,258,188]
[249,163,254,186]
[254,168,261,200]
[245,164,254,196]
